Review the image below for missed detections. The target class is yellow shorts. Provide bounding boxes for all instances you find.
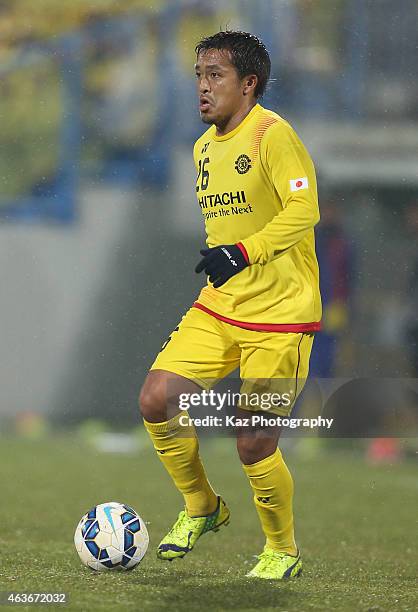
[150,307,314,416]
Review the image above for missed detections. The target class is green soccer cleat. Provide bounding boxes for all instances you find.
[246,547,302,579]
[157,496,230,560]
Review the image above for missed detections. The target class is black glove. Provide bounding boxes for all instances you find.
[195,243,249,288]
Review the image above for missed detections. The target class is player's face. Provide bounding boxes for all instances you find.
[195,49,252,130]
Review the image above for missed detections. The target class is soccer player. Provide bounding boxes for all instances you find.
[139,30,321,579]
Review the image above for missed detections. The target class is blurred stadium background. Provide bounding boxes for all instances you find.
[1,0,418,430]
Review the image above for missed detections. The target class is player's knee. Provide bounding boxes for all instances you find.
[138,375,167,423]
[236,435,276,465]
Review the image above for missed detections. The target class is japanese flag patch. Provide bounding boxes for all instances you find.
[290,177,308,191]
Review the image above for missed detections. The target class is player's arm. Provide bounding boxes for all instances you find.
[193,137,249,288]
[240,123,320,266]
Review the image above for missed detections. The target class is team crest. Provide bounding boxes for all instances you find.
[234,154,252,174]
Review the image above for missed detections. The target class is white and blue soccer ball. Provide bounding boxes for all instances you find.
[74,502,149,571]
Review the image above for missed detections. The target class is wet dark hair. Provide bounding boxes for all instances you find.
[195,30,271,99]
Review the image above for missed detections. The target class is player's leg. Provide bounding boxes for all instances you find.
[139,307,239,559]
[237,331,314,578]
[140,369,218,517]
[236,417,297,551]
[237,419,301,579]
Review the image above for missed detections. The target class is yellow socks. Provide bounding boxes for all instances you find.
[144,413,218,517]
[145,413,296,551]
[242,448,297,555]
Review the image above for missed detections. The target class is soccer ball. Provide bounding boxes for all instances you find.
[74,502,149,571]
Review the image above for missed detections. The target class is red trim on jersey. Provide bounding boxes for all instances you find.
[193,302,321,332]
[236,242,250,265]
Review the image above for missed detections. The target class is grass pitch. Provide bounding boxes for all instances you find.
[0,435,416,611]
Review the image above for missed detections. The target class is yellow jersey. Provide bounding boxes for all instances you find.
[192,103,321,332]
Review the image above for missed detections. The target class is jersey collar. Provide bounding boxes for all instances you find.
[212,103,262,142]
